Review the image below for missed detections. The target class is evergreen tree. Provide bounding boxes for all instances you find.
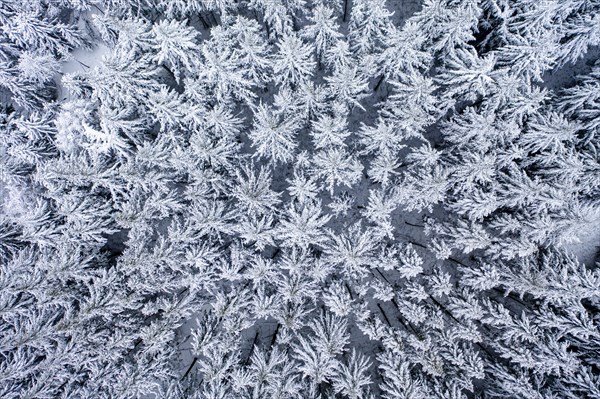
[2,0,600,397]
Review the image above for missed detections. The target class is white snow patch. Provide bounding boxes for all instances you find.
[55,44,110,101]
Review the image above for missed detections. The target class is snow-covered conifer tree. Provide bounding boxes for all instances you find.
[273,32,316,87]
[249,103,301,163]
[302,3,342,60]
[3,0,600,397]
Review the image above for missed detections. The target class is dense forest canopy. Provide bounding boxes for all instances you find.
[1,0,600,398]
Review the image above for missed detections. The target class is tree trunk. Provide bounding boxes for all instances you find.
[343,0,350,22]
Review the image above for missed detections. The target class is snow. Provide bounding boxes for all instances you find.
[55,43,110,101]
[541,46,600,92]
[563,215,600,267]
[4,0,600,398]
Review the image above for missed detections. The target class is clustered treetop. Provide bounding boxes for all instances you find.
[1,0,599,398]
